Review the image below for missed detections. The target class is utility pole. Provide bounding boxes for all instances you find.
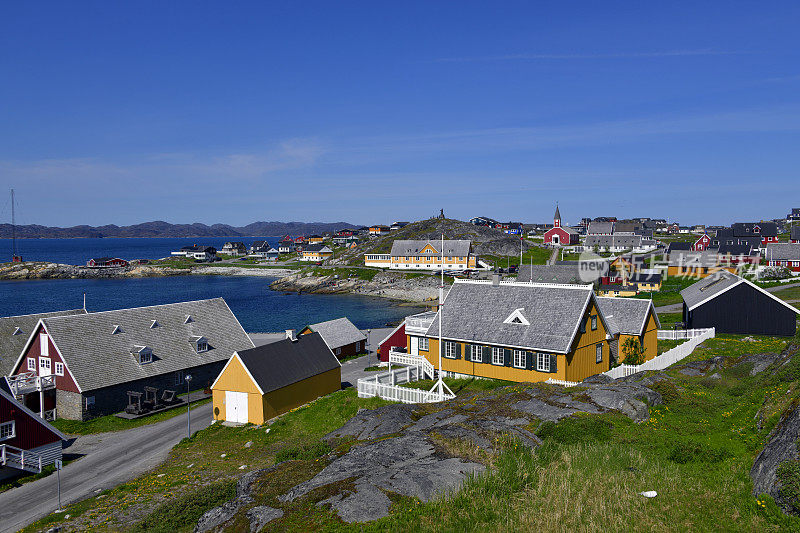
[185,374,192,439]
[11,189,17,260]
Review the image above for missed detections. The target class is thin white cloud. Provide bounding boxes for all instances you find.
[432,49,746,63]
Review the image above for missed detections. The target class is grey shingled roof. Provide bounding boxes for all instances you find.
[38,298,254,392]
[587,221,614,235]
[424,280,600,353]
[390,240,471,258]
[596,297,658,336]
[516,265,592,285]
[668,250,720,267]
[766,243,800,261]
[680,272,742,309]
[585,235,646,248]
[304,317,366,350]
[0,309,87,376]
[233,332,339,394]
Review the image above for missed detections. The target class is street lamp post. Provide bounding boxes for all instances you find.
[185,374,192,439]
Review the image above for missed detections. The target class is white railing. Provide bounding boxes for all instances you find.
[357,379,455,404]
[0,444,42,473]
[657,328,714,340]
[545,379,580,387]
[405,313,437,335]
[389,351,435,379]
[8,372,56,397]
[605,328,716,379]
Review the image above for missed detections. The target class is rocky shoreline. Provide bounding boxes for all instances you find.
[269,270,442,303]
[0,262,296,281]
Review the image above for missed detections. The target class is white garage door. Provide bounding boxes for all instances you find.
[225,391,249,423]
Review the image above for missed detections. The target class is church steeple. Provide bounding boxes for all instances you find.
[554,203,561,228]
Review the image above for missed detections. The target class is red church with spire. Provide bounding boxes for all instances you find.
[543,205,579,246]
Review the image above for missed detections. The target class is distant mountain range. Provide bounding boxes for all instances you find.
[0,221,361,239]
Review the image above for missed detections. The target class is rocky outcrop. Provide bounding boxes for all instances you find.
[751,405,800,513]
[0,261,189,280]
[270,270,441,302]
[195,468,273,533]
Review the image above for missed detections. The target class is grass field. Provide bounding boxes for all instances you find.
[52,398,211,435]
[483,246,553,269]
[771,285,800,302]
[24,335,800,532]
[631,276,697,307]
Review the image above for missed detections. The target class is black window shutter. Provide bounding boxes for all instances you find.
[483,346,491,363]
[464,344,470,361]
[550,354,558,373]
[456,343,462,359]
[526,351,534,370]
[503,348,512,366]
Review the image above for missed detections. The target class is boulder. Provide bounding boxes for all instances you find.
[246,506,283,532]
[751,405,800,513]
[325,404,417,441]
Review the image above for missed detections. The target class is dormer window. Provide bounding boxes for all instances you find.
[184,315,194,324]
[190,335,209,353]
[132,346,153,364]
[150,320,160,329]
[197,341,208,352]
[112,325,123,335]
[503,308,530,326]
[12,327,23,336]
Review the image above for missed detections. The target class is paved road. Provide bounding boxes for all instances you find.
[655,280,800,314]
[0,401,213,533]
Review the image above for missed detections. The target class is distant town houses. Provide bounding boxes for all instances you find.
[584,235,658,254]
[306,235,324,244]
[390,222,410,231]
[403,279,613,383]
[587,221,614,235]
[301,244,334,262]
[250,242,280,260]
[7,298,254,421]
[221,241,247,256]
[712,222,779,250]
[369,225,391,236]
[172,245,217,261]
[765,243,800,272]
[543,206,579,246]
[364,239,478,271]
[86,257,129,268]
[787,208,800,223]
[469,216,499,227]
[691,233,712,251]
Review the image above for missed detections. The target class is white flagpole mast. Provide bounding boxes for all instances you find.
[430,232,453,400]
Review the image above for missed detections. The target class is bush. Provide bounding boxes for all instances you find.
[651,380,679,403]
[777,460,800,512]
[131,480,236,533]
[536,417,613,445]
[667,442,732,464]
[275,441,332,463]
[621,337,645,366]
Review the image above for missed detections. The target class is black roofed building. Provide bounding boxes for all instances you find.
[211,331,341,424]
[792,226,800,243]
[680,272,799,336]
[299,317,367,359]
[8,298,254,420]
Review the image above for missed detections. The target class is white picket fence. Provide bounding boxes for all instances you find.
[657,328,714,340]
[604,328,716,379]
[357,353,454,404]
[544,379,580,387]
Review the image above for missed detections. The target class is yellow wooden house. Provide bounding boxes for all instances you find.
[301,244,334,262]
[211,331,341,425]
[596,297,660,363]
[404,280,613,383]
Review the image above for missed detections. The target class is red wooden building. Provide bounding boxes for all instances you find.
[86,257,129,268]
[543,205,579,246]
[0,378,66,480]
[378,322,407,363]
[691,233,712,251]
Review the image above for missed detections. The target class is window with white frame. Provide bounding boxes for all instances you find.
[196,340,208,353]
[39,357,51,374]
[419,337,429,351]
[40,333,48,356]
[471,345,482,363]
[513,350,526,369]
[139,350,153,364]
[27,357,36,371]
[85,396,95,408]
[596,343,603,363]
[0,421,15,441]
[444,341,457,359]
[175,370,184,385]
[591,315,598,331]
[54,362,64,376]
[335,347,342,355]
[536,353,550,372]
[492,347,504,365]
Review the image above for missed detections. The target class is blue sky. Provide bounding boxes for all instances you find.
[1,1,799,227]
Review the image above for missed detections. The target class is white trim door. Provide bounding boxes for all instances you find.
[410,336,419,356]
[225,391,249,423]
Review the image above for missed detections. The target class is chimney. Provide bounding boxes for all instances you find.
[285,329,297,342]
[492,274,500,287]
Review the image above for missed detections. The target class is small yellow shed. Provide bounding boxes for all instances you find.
[211,331,341,425]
